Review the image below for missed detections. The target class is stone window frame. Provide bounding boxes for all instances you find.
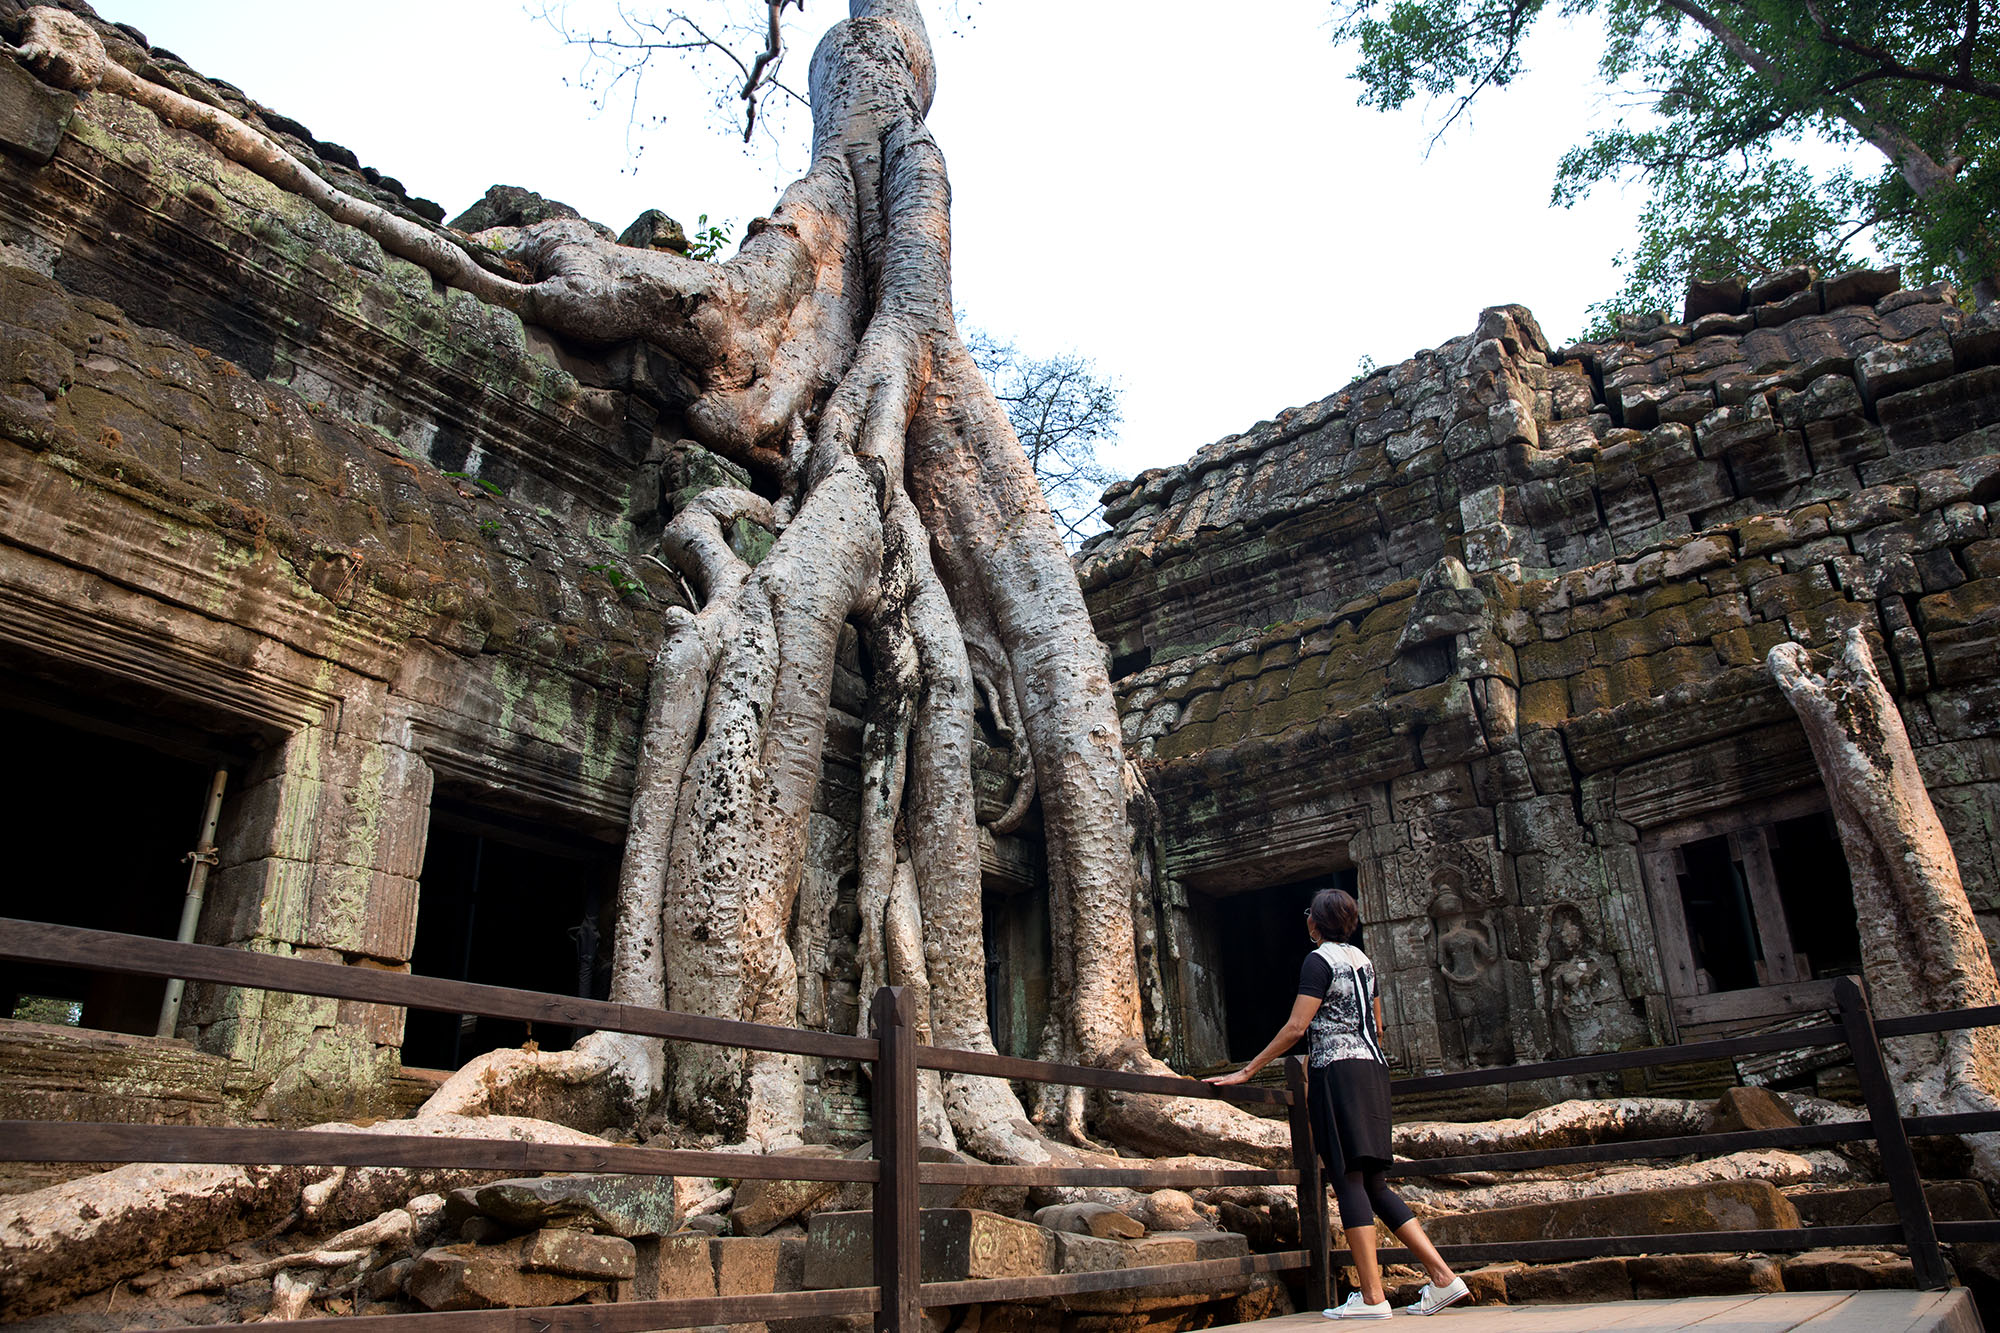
[1637,786,1841,1028]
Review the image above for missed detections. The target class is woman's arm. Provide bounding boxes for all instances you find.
[1202,993,1320,1086]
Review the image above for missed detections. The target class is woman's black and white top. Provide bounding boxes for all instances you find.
[1298,941,1385,1067]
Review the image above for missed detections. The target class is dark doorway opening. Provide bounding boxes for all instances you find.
[0,705,232,1035]
[1216,868,1358,1063]
[1665,808,1860,994]
[982,880,1051,1060]
[403,799,619,1070]
[1768,811,1862,979]
[1674,835,1764,993]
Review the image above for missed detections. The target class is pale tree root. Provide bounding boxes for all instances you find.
[0,1115,613,1318]
[150,1207,415,1300]
[1769,628,2000,1179]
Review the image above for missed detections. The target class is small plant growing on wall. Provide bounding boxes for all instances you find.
[587,563,648,600]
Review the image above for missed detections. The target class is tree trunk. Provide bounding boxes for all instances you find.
[8,0,1284,1166]
[1767,630,2000,1171]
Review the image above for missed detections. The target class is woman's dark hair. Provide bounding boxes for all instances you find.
[1309,888,1360,944]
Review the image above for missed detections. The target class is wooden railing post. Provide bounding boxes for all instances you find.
[871,986,921,1333]
[1284,1055,1333,1311]
[1833,976,1950,1289]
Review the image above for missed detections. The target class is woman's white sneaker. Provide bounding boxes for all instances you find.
[1403,1276,1470,1315]
[1322,1292,1392,1320]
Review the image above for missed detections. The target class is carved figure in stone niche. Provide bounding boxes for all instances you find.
[1535,903,1609,1058]
[1431,891,1513,1066]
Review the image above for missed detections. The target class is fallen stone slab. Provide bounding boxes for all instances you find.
[1033,1202,1144,1238]
[801,1208,1054,1289]
[1423,1178,1800,1247]
[1705,1086,1799,1133]
[1780,1247,1917,1290]
[729,1148,843,1237]
[521,1227,638,1281]
[404,1238,605,1311]
[1628,1252,1782,1299]
[1788,1179,1992,1227]
[471,1174,678,1239]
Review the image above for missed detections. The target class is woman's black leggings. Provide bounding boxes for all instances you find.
[1331,1167,1414,1232]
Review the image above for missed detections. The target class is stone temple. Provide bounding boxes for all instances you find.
[2,0,1999,1145]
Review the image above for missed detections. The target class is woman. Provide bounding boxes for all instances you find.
[1205,888,1468,1319]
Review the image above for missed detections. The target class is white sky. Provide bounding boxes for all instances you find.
[103,1,1649,479]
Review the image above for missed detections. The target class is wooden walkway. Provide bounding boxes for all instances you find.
[1234,1290,1983,1331]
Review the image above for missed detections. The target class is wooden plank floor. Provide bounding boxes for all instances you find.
[1230,1289,1983,1332]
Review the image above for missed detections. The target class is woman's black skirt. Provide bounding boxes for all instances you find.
[1307,1057,1394,1175]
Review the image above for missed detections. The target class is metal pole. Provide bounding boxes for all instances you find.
[156,766,228,1038]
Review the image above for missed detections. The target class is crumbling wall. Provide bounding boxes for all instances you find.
[1083,271,2000,1090]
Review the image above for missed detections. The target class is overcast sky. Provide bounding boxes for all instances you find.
[104,1,1650,479]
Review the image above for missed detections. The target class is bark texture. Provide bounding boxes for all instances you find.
[1768,629,2000,1166]
[6,0,1267,1172]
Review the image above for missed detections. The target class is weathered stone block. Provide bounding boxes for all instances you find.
[1424,1179,1799,1248]
[617,1231,717,1302]
[715,1233,805,1295]
[801,1209,1054,1289]
[1032,1203,1144,1238]
[521,1227,638,1280]
[404,1239,605,1310]
[1876,367,2000,453]
[1857,331,1957,405]
[1822,266,1900,310]
[1705,1085,1799,1133]
[473,1174,679,1238]
[0,58,76,165]
[1503,1256,1631,1304]
[1628,1253,1781,1299]
[1780,1248,1916,1291]
[729,1147,843,1236]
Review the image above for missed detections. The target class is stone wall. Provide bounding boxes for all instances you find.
[1082,272,2000,1090]
[0,1,1048,1132]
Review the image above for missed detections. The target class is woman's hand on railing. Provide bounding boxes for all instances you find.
[1202,1067,1253,1088]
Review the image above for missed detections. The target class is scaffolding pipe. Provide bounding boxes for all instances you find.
[157,766,228,1038]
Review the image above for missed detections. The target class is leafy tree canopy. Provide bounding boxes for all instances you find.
[1332,0,2000,326]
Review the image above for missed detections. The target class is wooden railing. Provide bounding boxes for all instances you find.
[0,918,1300,1332]
[3,915,1997,1330]
[1367,976,2000,1290]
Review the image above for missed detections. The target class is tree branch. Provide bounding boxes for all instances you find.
[1801,0,2000,100]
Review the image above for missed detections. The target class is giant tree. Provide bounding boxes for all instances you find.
[1332,0,2000,314]
[8,1,1281,1170]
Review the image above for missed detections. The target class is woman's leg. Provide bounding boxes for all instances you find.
[1344,1222,1386,1305]
[1361,1170,1457,1289]
[1332,1170,1386,1305]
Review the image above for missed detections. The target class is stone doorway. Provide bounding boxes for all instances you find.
[1184,869,1359,1067]
[0,701,241,1037]
[402,799,619,1070]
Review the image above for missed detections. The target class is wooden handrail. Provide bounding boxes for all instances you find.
[8,918,2000,1328]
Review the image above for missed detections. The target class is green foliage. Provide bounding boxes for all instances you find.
[445,471,507,498]
[1333,0,2000,324]
[587,562,649,599]
[687,213,733,263]
[11,995,81,1026]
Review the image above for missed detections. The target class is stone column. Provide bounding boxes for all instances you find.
[183,676,431,1120]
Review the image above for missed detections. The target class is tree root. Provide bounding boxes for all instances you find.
[0,1115,613,1318]
[151,1209,412,1300]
